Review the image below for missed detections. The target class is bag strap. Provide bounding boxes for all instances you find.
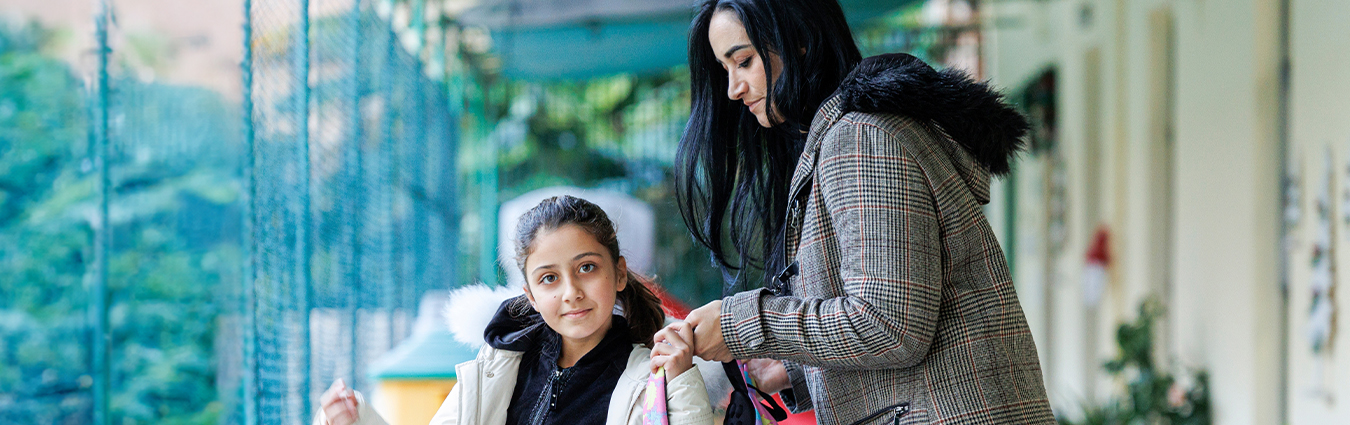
[723,361,789,424]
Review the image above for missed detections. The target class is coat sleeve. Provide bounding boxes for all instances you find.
[311,391,392,425]
[778,361,813,413]
[720,115,943,370]
[426,380,463,425]
[664,364,715,425]
[626,364,714,425]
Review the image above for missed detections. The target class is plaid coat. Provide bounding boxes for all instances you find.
[718,54,1054,425]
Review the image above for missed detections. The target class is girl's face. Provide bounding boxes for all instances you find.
[708,10,783,128]
[522,224,628,350]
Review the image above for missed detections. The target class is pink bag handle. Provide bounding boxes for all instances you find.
[642,367,669,425]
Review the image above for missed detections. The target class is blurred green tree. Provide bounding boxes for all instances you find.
[0,21,239,425]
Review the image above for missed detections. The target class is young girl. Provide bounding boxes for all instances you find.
[316,195,713,425]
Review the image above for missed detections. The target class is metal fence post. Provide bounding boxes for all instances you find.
[241,0,260,423]
[292,0,314,418]
[91,0,112,423]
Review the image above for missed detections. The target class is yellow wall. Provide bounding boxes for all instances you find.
[373,379,457,425]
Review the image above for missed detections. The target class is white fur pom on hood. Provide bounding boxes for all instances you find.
[444,283,521,349]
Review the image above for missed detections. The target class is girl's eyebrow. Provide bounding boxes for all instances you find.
[531,252,603,274]
[573,252,602,261]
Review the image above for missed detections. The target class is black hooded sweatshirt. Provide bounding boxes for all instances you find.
[483,300,633,425]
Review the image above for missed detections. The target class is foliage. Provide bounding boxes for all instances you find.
[0,21,240,425]
[466,68,724,304]
[1059,298,1211,425]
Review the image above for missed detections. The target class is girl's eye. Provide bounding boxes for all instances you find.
[579,264,596,273]
[539,274,557,284]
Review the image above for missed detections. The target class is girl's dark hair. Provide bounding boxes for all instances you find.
[509,195,665,346]
[677,0,861,289]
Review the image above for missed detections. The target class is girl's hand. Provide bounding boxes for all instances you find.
[319,379,360,425]
[650,321,696,380]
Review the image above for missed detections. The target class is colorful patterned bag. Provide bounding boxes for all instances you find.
[642,367,669,425]
[723,361,787,425]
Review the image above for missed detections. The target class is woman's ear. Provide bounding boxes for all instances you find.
[615,256,629,292]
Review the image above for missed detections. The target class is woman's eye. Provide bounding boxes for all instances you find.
[738,56,752,68]
[579,264,596,273]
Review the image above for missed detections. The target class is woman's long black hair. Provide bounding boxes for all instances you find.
[676,0,861,289]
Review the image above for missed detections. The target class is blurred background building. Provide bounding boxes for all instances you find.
[0,0,1346,424]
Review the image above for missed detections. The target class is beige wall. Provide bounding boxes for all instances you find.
[1284,0,1350,423]
[1171,0,1283,423]
[985,0,1292,423]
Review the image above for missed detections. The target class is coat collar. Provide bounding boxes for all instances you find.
[788,54,1026,205]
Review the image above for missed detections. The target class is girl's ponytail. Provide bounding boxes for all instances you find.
[619,270,665,347]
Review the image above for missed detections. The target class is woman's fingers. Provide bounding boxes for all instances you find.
[671,322,695,347]
[745,358,792,393]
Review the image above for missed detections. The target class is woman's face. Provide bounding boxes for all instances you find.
[522,224,627,349]
[708,10,782,128]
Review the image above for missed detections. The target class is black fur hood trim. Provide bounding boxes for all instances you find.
[834,53,1027,175]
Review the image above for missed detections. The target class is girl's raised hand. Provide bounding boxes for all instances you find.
[319,379,360,425]
[650,321,696,380]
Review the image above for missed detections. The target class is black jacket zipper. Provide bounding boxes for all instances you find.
[847,402,911,425]
[529,368,572,425]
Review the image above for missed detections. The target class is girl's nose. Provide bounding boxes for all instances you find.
[561,277,584,301]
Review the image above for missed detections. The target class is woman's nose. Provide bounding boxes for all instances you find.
[727,74,746,100]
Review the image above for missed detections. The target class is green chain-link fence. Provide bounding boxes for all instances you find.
[0,0,459,423]
[241,0,460,423]
[1,1,952,423]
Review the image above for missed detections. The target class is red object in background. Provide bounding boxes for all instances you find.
[1085,225,1111,266]
[771,393,817,424]
[650,284,692,320]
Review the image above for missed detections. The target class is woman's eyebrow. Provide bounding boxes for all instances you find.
[723,44,749,59]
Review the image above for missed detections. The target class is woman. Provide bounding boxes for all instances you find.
[675,0,1055,424]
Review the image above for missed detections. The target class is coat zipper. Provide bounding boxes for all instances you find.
[846,402,911,425]
[529,367,571,425]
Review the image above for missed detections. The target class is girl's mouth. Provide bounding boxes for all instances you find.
[562,308,591,319]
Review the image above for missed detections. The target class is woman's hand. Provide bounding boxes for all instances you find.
[744,358,791,394]
[319,379,360,425]
[651,321,696,380]
[685,300,732,362]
